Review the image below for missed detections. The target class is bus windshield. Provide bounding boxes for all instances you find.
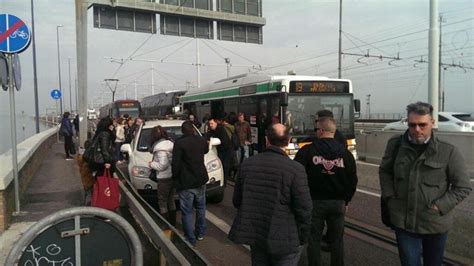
[285,94,354,137]
[118,107,140,118]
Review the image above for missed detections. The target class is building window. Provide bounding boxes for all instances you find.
[234,24,246,42]
[234,0,245,14]
[195,0,209,10]
[117,10,134,31]
[196,19,212,39]
[99,6,117,29]
[220,22,234,41]
[247,26,260,43]
[220,0,233,13]
[247,0,259,16]
[181,17,195,37]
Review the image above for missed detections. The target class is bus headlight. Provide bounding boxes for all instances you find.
[206,159,221,172]
[132,166,150,178]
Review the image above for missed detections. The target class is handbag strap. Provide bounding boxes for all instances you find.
[104,167,112,179]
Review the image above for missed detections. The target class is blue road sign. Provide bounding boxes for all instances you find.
[51,89,61,100]
[0,14,31,54]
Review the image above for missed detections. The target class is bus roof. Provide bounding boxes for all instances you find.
[182,73,351,101]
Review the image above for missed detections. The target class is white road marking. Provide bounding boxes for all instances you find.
[356,188,381,198]
[205,210,250,251]
[356,161,380,167]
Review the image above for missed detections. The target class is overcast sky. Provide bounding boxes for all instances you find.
[0,0,473,117]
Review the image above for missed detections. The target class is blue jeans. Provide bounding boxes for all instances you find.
[236,145,250,164]
[395,228,448,266]
[178,185,207,245]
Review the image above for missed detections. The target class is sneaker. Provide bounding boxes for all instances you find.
[197,235,204,241]
[65,156,74,160]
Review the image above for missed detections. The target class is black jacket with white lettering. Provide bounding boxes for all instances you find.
[294,138,358,204]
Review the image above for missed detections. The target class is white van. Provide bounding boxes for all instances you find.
[120,119,225,202]
[87,109,98,120]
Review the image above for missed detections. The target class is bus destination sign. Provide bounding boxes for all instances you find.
[289,81,349,93]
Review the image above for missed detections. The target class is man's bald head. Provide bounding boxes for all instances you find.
[266,123,290,147]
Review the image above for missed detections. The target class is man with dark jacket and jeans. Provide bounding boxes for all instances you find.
[172,121,209,246]
[379,102,471,266]
[295,116,358,266]
[229,123,312,266]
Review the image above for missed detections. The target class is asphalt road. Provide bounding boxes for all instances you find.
[118,161,473,265]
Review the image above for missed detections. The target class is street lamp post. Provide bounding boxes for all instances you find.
[56,25,64,114]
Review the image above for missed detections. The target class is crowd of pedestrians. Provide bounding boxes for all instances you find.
[71,101,470,265]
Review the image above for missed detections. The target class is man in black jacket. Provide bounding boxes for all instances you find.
[229,123,312,265]
[172,121,209,246]
[206,118,232,184]
[295,116,358,266]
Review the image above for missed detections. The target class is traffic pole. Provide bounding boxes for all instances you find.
[7,54,21,214]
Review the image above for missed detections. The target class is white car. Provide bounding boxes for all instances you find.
[121,119,225,203]
[383,112,474,132]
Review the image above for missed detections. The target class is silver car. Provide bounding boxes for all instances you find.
[383,112,474,132]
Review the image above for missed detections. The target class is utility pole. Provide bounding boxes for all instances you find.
[68,58,72,112]
[134,80,138,100]
[104,78,119,102]
[366,94,371,119]
[56,25,63,115]
[338,0,343,78]
[151,63,155,95]
[196,38,201,88]
[76,0,88,148]
[428,0,440,127]
[438,15,446,111]
[74,73,78,112]
[31,0,40,133]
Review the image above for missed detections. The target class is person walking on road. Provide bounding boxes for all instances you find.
[294,116,358,266]
[234,112,252,164]
[149,125,176,226]
[84,117,116,205]
[172,121,209,245]
[61,112,75,160]
[114,117,126,163]
[379,102,471,266]
[206,118,232,185]
[229,123,312,266]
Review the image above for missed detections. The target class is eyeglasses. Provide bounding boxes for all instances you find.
[408,122,429,129]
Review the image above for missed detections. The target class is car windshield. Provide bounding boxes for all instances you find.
[285,94,354,137]
[137,125,199,152]
[453,114,474,122]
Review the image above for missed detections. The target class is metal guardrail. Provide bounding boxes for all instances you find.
[116,167,210,265]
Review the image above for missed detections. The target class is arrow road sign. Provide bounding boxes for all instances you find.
[51,89,61,100]
[0,14,31,54]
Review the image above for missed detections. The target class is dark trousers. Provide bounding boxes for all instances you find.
[157,178,176,214]
[308,200,346,266]
[251,245,303,266]
[395,228,448,266]
[218,149,232,185]
[64,135,74,157]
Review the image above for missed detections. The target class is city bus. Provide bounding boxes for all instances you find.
[99,99,142,119]
[141,90,187,120]
[180,73,360,158]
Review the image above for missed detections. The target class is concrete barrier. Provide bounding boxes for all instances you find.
[356,130,474,177]
[0,127,58,232]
